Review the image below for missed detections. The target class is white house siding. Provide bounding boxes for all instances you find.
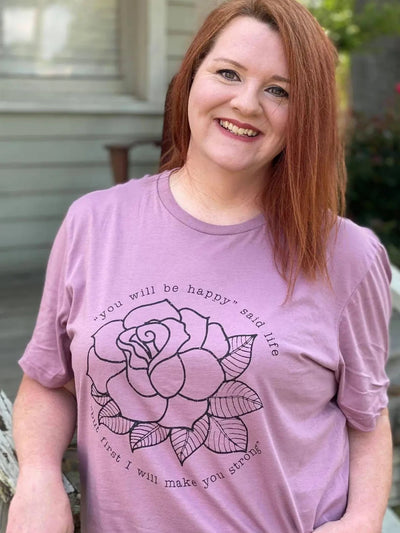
[167,0,224,81]
[167,1,197,81]
[0,111,164,273]
[0,0,216,275]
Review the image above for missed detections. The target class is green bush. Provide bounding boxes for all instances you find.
[345,101,400,267]
[304,0,400,53]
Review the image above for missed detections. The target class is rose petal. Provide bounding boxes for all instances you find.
[124,299,181,329]
[87,346,126,393]
[202,322,230,359]
[136,322,170,357]
[149,356,185,398]
[148,318,189,372]
[118,329,149,368]
[179,349,225,400]
[159,396,208,429]
[107,370,167,422]
[179,308,208,351]
[93,320,125,362]
[127,366,157,397]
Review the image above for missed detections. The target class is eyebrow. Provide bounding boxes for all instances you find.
[212,57,290,84]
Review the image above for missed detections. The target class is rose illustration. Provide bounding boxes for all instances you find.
[88,299,262,464]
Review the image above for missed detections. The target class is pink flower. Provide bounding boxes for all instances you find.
[396,82,400,95]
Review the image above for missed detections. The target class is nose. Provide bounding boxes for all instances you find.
[231,83,262,116]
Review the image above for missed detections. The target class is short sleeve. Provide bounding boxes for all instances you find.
[336,242,392,431]
[19,214,74,388]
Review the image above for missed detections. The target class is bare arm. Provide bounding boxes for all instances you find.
[314,408,393,532]
[6,374,77,533]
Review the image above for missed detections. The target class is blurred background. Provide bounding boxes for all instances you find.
[0,0,399,523]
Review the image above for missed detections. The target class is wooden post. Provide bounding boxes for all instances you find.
[105,138,162,185]
[0,391,16,532]
[106,146,130,184]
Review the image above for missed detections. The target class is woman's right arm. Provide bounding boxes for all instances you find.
[6,374,77,533]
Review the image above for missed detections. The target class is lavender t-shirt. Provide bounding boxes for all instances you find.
[20,171,391,533]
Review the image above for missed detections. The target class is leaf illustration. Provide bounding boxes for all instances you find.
[91,384,110,406]
[170,416,209,465]
[97,400,134,434]
[99,400,120,418]
[130,423,170,451]
[221,335,256,379]
[208,381,263,418]
[205,416,247,453]
[99,416,135,434]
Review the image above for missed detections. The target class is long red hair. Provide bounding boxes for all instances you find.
[160,0,346,294]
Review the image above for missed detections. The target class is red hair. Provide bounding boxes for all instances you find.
[160,0,346,294]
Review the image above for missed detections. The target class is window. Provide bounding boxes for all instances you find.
[0,0,167,110]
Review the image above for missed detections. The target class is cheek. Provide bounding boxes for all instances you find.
[188,81,229,120]
[188,90,213,135]
[272,107,289,143]
[187,86,203,131]
[262,105,288,156]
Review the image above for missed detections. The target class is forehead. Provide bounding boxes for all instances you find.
[205,16,288,75]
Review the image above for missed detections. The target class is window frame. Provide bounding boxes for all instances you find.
[0,0,167,114]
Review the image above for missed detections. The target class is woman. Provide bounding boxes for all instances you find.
[7,0,392,532]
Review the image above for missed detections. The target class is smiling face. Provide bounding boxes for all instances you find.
[186,16,289,181]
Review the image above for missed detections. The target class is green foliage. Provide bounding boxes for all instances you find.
[302,1,400,263]
[303,0,400,52]
[345,105,400,266]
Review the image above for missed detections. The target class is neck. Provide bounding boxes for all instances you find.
[170,161,265,225]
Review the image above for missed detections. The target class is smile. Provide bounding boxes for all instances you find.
[219,120,259,138]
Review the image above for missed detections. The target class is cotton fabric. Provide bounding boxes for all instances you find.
[20,171,392,532]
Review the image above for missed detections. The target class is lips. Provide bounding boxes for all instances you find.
[218,118,260,138]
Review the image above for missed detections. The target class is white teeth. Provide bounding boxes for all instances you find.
[219,120,258,137]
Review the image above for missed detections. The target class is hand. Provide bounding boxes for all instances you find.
[6,469,74,533]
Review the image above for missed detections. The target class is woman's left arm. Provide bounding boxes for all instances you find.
[314,408,392,533]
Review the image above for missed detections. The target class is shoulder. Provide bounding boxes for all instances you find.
[331,216,383,267]
[69,173,158,217]
[63,173,163,233]
[328,216,391,303]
